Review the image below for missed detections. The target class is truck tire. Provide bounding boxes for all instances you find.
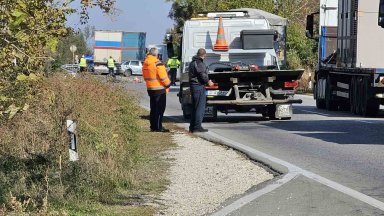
[325,75,338,111]
[349,77,356,114]
[315,83,326,109]
[182,104,192,120]
[355,77,363,115]
[361,77,380,117]
[267,105,277,120]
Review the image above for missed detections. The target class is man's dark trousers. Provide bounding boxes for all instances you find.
[150,93,166,131]
[189,84,206,131]
[169,68,177,85]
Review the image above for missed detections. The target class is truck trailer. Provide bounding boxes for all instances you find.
[307,0,384,116]
[178,9,304,121]
[94,31,146,74]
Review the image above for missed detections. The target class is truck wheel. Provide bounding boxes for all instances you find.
[267,105,277,120]
[183,110,191,120]
[182,104,192,120]
[355,77,363,115]
[350,77,356,114]
[315,80,325,109]
[362,77,380,117]
[325,76,338,111]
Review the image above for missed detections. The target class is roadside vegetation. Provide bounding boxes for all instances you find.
[0,73,175,214]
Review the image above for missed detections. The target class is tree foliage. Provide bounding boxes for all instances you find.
[0,0,115,122]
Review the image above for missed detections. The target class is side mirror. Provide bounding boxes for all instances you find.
[379,0,384,28]
[306,14,314,38]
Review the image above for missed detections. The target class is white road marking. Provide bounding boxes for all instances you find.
[202,131,384,215]
[211,172,299,216]
[141,105,384,214]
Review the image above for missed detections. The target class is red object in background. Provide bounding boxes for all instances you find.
[284,80,299,89]
[249,64,260,71]
[205,83,219,90]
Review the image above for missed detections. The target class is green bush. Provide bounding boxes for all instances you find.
[0,73,141,213]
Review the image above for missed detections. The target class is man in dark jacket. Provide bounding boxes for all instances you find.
[189,48,214,133]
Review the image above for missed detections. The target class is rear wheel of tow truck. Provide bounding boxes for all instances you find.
[182,104,192,120]
[325,76,338,111]
[361,77,380,117]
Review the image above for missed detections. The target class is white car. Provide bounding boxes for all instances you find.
[121,60,143,76]
[93,63,118,75]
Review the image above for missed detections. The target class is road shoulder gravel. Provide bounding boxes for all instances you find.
[157,131,274,216]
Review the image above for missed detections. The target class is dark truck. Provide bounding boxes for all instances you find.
[178,9,304,121]
[306,0,384,116]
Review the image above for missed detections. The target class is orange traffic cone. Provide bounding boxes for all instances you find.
[213,16,229,51]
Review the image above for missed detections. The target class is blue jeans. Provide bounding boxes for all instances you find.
[189,84,206,131]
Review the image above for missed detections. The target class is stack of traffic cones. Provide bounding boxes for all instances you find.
[213,16,229,51]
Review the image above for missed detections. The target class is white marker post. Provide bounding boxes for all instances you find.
[67,120,79,162]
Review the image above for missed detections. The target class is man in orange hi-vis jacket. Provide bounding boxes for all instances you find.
[143,47,172,132]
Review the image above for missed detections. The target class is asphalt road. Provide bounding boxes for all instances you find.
[126,79,384,213]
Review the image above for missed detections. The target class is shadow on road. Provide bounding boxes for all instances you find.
[261,118,384,145]
[294,105,384,118]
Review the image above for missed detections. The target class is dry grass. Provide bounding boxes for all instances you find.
[0,73,175,215]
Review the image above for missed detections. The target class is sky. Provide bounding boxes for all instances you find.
[67,0,175,45]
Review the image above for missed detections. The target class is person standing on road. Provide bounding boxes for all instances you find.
[167,56,180,86]
[143,47,172,132]
[79,55,87,72]
[189,48,214,133]
[107,56,116,77]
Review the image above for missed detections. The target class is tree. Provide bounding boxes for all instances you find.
[54,30,91,67]
[0,0,116,121]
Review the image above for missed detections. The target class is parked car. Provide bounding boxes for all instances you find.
[93,62,120,75]
[120,60,143,76]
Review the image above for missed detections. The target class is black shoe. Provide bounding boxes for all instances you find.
[190,128,208,133]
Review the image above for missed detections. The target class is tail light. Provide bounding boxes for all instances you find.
[284,80,299,89]
[205,83,219,90]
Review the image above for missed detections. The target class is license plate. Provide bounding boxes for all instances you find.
[276,104,292,118]
[206,90,228,96]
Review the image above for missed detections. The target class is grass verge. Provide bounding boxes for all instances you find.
[0,73,175,215]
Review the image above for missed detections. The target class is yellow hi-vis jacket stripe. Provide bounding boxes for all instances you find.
[142,55,171,91]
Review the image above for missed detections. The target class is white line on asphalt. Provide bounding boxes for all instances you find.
[142,106,384,214]
[203,131,384,215]
[211,172,299,216]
